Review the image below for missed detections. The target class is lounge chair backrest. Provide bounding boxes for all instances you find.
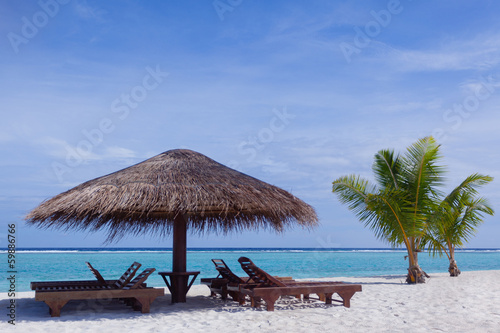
[113,262,142,289]
[238,257,287,287]
[122,268,156,290]
[212,259,245,284]
[86,262,106,284]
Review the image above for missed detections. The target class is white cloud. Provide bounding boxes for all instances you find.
[37,137,136,162]
[459,76,500,95]
[104,146,136,159]
[38,136,100,161]
[378,34,500,72]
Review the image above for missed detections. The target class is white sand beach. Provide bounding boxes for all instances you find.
[1,270,499,333]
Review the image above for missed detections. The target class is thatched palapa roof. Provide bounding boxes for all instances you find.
[26,149,318,241]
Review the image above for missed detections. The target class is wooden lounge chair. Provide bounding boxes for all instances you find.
[30,262,142,291]
[201,259,294,301]
[85,261,141,289]
[200,259,249,300]
[34,268,164,317]
[212,259,248,283]
[228,257,362,311]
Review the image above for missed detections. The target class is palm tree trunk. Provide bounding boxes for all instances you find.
[406,252,426,283]
[406,240,427,284]
[448,247,461,277]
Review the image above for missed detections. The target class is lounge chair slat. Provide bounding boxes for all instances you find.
[86,262,106,284]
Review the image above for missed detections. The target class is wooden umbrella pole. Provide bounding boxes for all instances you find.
[171,214,187,303]
[172,214,187,272]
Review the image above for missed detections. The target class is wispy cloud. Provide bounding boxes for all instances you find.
[376,34,500,72]
[459,76,500,95]
[39,136,99,161]
[37,137,137,162]
[73,1,106,21]
[104,146,136,159]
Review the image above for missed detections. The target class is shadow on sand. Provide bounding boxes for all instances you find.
[3,291,354,322]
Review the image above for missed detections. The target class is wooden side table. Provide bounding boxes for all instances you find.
[158,271,200,303]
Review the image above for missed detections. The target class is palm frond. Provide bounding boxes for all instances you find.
[332,175,376,220]
[401,136,445,218]
[365,189,415,247]
[429,189,494,253]
[443,174,493,207]
[373,149,404,191]
[452,196,494,246]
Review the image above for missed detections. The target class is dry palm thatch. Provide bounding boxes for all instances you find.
[26,149,318,241]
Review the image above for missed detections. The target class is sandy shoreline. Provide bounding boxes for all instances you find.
[1,270,499,332]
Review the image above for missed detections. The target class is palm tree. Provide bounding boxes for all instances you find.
[424,174,494,276]
[332,137,444,283]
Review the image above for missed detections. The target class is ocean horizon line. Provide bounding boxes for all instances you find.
[5,247,500,254]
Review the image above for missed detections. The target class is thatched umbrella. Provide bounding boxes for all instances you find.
[26,149,318,302]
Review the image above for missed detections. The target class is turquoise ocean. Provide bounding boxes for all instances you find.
[2,248,500,292]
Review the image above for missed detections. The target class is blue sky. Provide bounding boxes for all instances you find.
[1,0,499,249]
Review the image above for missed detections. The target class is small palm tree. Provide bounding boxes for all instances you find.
[424,174,494,276]
[332,137,444,283]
